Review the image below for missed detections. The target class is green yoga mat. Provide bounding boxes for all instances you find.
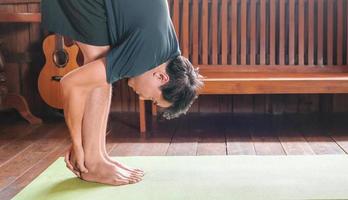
[12,155,348,200]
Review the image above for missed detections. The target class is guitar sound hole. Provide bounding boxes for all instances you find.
[53,50,69,68]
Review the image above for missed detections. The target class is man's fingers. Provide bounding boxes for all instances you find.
[66,163,81,178]
[64,150,75,170]
[64,149,81,178]
[77,160,88,173]
[70,157,81,174]
[64,150,72,170]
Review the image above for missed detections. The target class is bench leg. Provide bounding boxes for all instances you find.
[4,93,42,125]
[139,98,146,136]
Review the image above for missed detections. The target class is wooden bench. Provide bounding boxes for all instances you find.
[138,0,348,136]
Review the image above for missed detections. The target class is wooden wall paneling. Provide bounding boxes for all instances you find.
[281,94,300,114]
[192,0,199,65]
[336,0,343,66]
[240,0,247,65]
[279,0,286,65]
[326,0,334,65]
[296,94,317,113]
[182,0,190,58]
[218,95,233,113]
[201,0,209,65]
[221,0,228,65]
[308,0,315,65]
[270,0,276,65]
[317,0,324,65]
[230,0,238,64]
[298,0,305,65]
[259,0,267,65]
[309,94,320,113]
[269,94,286,114]
[333,94,348,112]
[319,94,333,113]
[288,0,295,65]
[250,0,257,65]
[211,0,218,64]
[233,94,254,113]
[172,0,180,41]
[252,94,268,114]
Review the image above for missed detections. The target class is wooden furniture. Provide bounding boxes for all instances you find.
[139,0,348,135]
[0,12,42,124]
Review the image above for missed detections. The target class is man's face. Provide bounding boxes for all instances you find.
[127,68,172,108]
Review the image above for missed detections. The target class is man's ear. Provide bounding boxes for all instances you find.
[153,71,169,84]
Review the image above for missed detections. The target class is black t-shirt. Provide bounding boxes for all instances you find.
[104,0,181,84]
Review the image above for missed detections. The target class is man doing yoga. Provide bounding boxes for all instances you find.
[41,0,203,186]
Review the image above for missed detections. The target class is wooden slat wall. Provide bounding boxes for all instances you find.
[231,0,238,65]
[0,0,348,116]
[169,0,348,71]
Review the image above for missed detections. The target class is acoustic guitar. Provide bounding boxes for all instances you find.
[38,34,80,109]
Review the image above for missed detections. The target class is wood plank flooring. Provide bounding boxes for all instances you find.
[1,110,348,199]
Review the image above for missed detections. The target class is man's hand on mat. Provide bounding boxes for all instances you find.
[65,144,89,177]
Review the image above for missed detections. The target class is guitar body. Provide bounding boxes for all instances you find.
[38,34,80,109]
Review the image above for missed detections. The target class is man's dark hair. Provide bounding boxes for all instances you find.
[160,55,204,120]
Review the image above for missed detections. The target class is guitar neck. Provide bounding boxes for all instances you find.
[55,34,64,50]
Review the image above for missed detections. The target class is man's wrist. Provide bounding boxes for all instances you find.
[71,139,82,148]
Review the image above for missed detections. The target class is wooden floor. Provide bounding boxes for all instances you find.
[1,110,348,199]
